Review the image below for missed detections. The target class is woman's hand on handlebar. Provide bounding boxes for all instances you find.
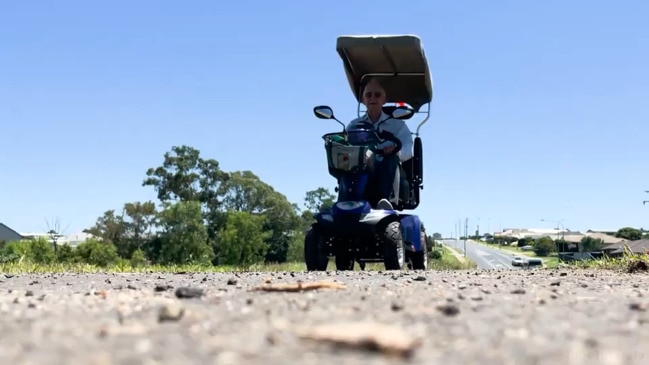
[377,131,402,152]
[382,145,397,155]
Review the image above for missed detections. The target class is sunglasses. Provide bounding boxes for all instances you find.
[364,91,383,98]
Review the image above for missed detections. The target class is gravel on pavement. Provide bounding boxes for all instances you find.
[1,269,648,365]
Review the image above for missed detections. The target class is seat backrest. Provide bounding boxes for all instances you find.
[401,157,415,183]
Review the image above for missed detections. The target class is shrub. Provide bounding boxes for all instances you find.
[130,249,148,267]
[30,237,56,264]
[534,237,555,256]
[56,244,76,263]
[74,239,119,267]
[0,238,55,264]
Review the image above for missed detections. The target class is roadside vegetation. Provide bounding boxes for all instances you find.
[429,245,477,270]
[559,246,648,273]
[472,233,648,273]
[0,145,472,274]
[0,236,474,273]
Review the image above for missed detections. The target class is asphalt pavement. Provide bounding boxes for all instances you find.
[1,270,648,364]
[440,239,519,270]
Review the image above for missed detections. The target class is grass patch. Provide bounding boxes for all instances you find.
[0,261,307,274]
[555,246,649,273]
[0,250,479,273]
[428,246,477,270]
[541,257,560,269]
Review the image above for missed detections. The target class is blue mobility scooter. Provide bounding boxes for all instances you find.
[304,34,433,271]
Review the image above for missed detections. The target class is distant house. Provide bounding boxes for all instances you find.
[494,228,564,240]
[0,223,24,244]
[586,229,619,236]
[556,232,626,253]
[20,232,94,248]
[602,239,649,257]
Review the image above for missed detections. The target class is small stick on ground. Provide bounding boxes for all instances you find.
[250,281,347,292]
[295,322,422,359]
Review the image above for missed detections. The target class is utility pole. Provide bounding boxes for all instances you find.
[644,190,649,205]
[541,218,565,240]
[464,217,468,257]
[458,219,462,250]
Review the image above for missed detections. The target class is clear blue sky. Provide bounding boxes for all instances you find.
[1,0,648,236]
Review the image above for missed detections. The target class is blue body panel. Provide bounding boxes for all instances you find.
[398,214,423,252]
[338,174,370,202]
[315,202,396,238]
[314,201,425,254]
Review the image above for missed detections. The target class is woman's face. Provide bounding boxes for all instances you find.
[362,82,386,115]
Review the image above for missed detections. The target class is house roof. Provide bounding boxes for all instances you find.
[20,232,94,244]
[494,228,564,239]
[604,239,649,255]
[540,231,624,244]
[0,222,24,242]
[494,228,625,245]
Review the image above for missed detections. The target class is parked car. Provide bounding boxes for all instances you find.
[512,257,527,266]
[512,256,544,268]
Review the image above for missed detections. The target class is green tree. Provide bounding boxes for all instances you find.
[219,170,301,263]
[142,145,229,245]
[142,145,228,205]
[533,236,555,256]
[56,244,76,263]
[304,187,336,213]
[83,209,128,256]
[615,227,643,241]
[157,201,214,265]
[285,230,305,262]
[517,237,532,247]
[217,210,270,266]
[580,236,604,252]
[130,249,148,267]
[74,239,120,267]
[122,201,158,256]
[0,238,55,264]
[30,236,56,264]
[84,201,157,259]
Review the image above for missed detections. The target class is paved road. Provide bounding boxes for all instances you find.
[440,239,519,270]
[1,270,648,364]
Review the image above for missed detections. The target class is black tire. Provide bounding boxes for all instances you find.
[382,221,405,270]
[335,254,354,271]
[304,226,328,271]
[410,231,428,270]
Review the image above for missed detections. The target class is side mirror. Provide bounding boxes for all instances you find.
[313,105,346,131]
[313,105,334,119]
[390,106,415,120]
